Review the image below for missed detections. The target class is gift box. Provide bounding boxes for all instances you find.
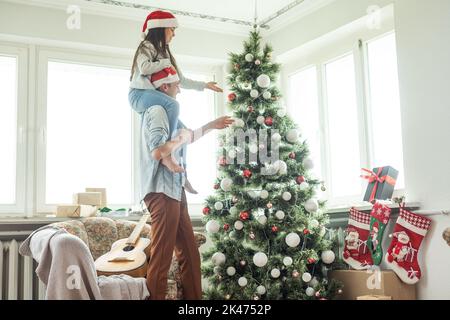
[356,295,392,300]
[361,166,398,202]
[85,187,107,208]
[73,192,103,206]
[56,204,97,218]
[329,270,416,300]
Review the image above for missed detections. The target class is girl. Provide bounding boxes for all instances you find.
[128,10,222,142]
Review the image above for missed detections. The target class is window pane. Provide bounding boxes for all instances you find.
[288,67,322,179]
[325,54,361,197]
[178,73,216,205]
[46,61,132,205]
[367,33,405,188]
[0,55,17,204]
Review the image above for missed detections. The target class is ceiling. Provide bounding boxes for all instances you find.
[8,0,337,35]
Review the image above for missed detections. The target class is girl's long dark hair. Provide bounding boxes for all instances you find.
[130,27,179,81]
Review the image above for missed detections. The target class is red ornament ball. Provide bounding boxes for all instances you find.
[271,226,278,233]
[303,229,310,235]
[243,169,252,179]
[228,93,237,102]
[213,184,220,190]
[307,258,316,264]
[264,116,273,126]
[296,176,305,184]
[203,207,210,215]
[239,211,250,220]
[289,152,296,159]
[223,223,230,231]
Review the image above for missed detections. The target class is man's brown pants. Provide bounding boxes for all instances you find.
[144,191,202,300]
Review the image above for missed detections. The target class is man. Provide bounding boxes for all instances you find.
[140,67,232,299]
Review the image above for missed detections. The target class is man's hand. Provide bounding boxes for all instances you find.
[209,116,234,130]
[205,82,223,93]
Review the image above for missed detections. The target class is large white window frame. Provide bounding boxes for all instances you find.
[284,11,405,207]
[0,44,28,215]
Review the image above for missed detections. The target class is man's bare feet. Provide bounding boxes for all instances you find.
[161,155,184,173]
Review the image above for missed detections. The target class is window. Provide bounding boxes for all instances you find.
[366,33,404,188]
[44,60,132,206]
[287,32,405,205]
[288,66,322,180]
[178,72,217,205]
[0,55,17,204]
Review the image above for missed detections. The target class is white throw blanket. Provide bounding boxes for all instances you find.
[19,225,149,300]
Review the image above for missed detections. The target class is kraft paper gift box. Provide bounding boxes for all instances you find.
[85,187,107,208]
[73,192,103,206]
[357,295,392,300]
[56,204,97,218]
[328,270,416,300]
[361,166,399,202]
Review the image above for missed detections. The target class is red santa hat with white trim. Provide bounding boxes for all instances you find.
[150,67,180,88]
[141,10,179,39]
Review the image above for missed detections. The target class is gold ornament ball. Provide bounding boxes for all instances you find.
[253,295,260,300]
[267,202,273,209]
[338,289,343,294]
[292,271,299,278]
[240,260,247,266]
[225,294,231,300]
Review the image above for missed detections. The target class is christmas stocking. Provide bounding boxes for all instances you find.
[385,207,432,284]
[343,208,373,269]
[367,202,392,265]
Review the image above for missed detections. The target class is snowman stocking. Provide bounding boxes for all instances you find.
[367,202,392,265]
[385,207,432,284]
[343,208,373,269]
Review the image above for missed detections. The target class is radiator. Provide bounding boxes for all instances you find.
[0,240,46,300]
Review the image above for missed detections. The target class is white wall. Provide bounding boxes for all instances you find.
[393,0,450,300]
[270,0,450,299]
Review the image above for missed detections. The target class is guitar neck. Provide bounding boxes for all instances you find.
[126,214,150,245]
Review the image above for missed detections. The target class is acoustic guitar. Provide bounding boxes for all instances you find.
[94,205,151,278]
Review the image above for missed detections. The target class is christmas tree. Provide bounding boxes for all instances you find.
[201,30,342,300]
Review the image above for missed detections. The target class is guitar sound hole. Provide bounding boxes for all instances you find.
[123,245,135,252]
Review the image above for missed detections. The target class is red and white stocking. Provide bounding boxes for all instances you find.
[343,208,373,269]
[385,207,432,284]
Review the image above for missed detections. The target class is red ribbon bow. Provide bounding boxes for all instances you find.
[163,67,177,75]
[360,167,396,202]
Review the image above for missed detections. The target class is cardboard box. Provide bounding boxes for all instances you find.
[73,192,103,206]
[56,204,97,218]
[329,270,416,300]
[85,187,107,208]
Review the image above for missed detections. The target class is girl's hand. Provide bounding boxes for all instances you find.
[205,82,223,93]
[210,116,234,130]
[175,128,194,144]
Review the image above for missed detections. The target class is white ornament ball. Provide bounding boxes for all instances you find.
[263,91,272,100]
[285,232,301,247]
[303,157,314,170]
[234,118,245,128]
[220,178,233,192]
[234,220,244,231]
[299,182,309,191]
[310,277,319,288]
[271,268,281,278]
[306,287,315,297]
[214,201,224,211]
[275,210,285,220]
[282,191,292,201]
[277,160,287,175]
[256,115,265,125]
[245,53,254,62]
[250,89,259,99]
[256,74,271,88]
[253,252,268,267]
[211,252,226,266]
[302,272,312,283]
[321,250,336,264]
[277,108,287,117]
[206,220,220,234]
[238,277,248,287]
[255,59,261,65]
[260,190,269,199]
[286,129,299,143]
[230,206,238,215]
[309,218,320,229]
[213,266,221,274]
[257,215,267,225]
[249,144,258,154]
[248,190,258,199]
[271,132,282,143]
[256,285,266,295]
[226,266,236,276]
[228,149,237,159]
[305,199,319,213]
[283,256,293,266]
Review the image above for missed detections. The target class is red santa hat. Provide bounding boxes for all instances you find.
[141,10,178,39]
[150,67,180,88]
